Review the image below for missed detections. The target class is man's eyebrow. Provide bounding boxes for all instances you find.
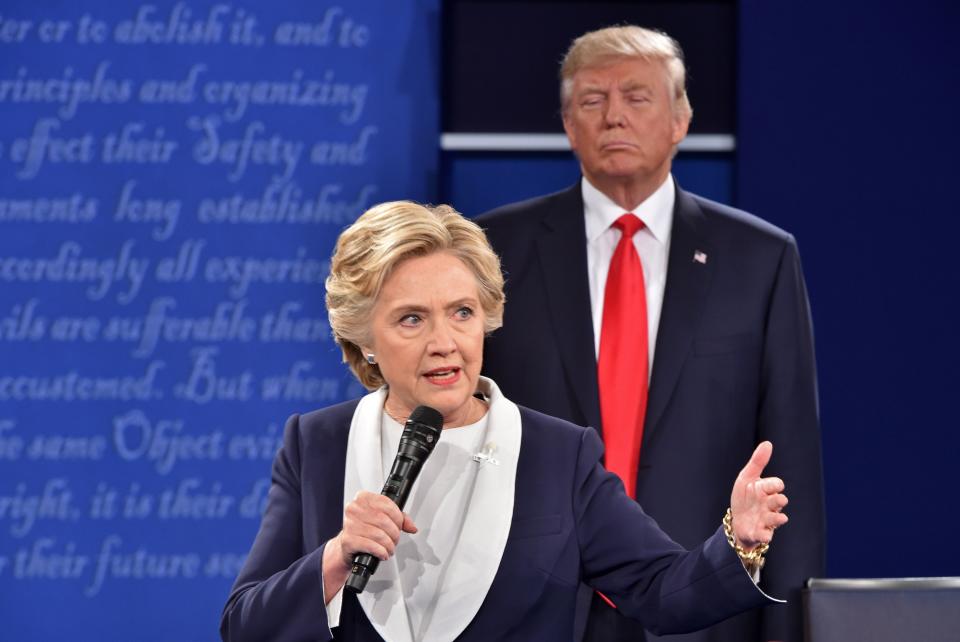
[620,81,652,92]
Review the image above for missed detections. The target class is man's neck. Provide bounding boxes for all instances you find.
[586,168,671,212]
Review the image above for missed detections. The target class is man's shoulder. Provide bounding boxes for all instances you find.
[685,190,795,247]
[474,183,581,230]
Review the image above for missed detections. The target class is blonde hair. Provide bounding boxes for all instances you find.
[560,25,693,123]
[325,201,505,390]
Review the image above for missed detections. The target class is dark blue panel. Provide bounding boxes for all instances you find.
[443,1,737,134]
[739,1,960,578]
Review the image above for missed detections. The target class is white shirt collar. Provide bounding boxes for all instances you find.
[582,174,675,244]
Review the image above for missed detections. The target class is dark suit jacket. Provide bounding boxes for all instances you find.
[476,182,825,642]
[220,398,773,642]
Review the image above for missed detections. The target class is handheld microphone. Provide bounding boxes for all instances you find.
[344,404,444,594]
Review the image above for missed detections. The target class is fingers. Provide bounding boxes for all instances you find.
[340,491,413,563]
[766,492,788,511]
[768,511,789,530]
[401,512,419,534]
[738,509,789,547]
[757,511,790,543]
[730,465,790,548]
[753,476,785,495]
[738,440,773,482]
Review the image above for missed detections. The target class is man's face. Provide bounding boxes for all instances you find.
[563,57,689,191]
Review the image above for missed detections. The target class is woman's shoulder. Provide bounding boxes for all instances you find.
[514,405,605,489]
[286,397,362,446]
[517,405,594,446]
[300,397,362,425]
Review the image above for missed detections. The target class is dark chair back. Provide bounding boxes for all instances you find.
[803,577,960,642]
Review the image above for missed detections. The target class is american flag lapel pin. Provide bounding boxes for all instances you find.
[693,250,708,264]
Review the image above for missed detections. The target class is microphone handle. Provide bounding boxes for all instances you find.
[343,459,418,593]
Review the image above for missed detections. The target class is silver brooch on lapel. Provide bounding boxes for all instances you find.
[472,442,499,466]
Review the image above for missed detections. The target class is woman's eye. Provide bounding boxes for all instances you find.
[455,307,474,320]
[400,314,421,326]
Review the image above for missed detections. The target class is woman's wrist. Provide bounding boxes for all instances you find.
[723,507,769,571]
[322,534,351,603]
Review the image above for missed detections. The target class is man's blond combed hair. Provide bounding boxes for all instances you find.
[325,201,505,390]
[560,25,693,123]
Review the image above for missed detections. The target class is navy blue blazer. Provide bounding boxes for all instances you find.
[220,398,772,642]
[476,183,826,641]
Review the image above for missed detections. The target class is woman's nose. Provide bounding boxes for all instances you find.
[427,320,456,354]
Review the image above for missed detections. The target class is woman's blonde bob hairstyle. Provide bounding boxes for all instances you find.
[325,200,505,390]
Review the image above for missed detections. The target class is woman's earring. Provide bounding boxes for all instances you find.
[365,354,377,365]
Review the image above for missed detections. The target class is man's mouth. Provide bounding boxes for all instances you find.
[601,140,636,151]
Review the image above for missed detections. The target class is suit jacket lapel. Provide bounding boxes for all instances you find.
[644,187,714,445]
[425,378,520,641]
[535,185,603,433]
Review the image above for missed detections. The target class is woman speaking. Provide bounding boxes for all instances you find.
[220,201,787,642]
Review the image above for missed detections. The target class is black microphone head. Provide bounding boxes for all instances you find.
[398,405,443,463]
[409,405,443,430]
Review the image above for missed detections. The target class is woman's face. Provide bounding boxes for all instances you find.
[363,251,485,427]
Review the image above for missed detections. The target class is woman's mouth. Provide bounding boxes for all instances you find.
[424,367,461,384]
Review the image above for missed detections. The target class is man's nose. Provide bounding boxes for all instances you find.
[604,93,626,127]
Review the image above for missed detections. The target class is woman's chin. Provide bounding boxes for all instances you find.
[415,390,474,425]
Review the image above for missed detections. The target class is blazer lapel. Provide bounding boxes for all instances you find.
[644,187,714,445]
[534,185,603,433]
[423,378,520,642]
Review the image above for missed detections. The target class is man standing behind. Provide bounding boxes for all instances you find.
[477,26,824,642]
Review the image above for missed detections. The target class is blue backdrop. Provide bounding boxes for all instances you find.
[0,1,438,640]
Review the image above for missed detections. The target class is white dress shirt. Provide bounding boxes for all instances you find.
[380,413,488,641]
[583,174,675,378]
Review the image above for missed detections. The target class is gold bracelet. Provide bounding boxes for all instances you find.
[723,508,769,570]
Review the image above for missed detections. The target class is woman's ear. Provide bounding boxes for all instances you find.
[360,346,376,365]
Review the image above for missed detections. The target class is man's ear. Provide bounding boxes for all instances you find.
[562,112,578,152]
[671,110,690,145]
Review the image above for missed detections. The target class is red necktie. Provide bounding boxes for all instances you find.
[597,214,648,499]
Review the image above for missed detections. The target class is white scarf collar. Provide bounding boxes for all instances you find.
[343,376,521,642]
